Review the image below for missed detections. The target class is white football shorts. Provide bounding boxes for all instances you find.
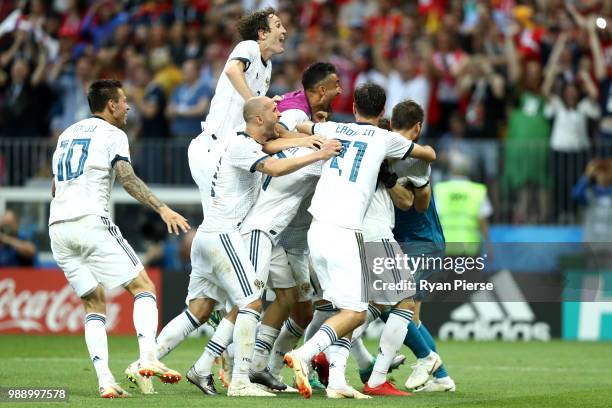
[307,219,369,312]
[49,215,143,297]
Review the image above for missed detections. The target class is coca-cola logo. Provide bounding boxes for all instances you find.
[0,278,122,333]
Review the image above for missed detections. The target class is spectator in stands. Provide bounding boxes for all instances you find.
[131,60,168,140]
[0,210,37,266]
[371,40,431,122]
[457,54,505,210]
[79,0,129,50]
[166,59,212,139]
[437,112,474,178]
[150,47,182,99]
[130,59,168,183]
[543,31,601,222]
[0,56,47,138]
[0,49,50,185]
[572,159,612,243]
[49,54,97,136]
[503,24,551,224]
[429,27,469,138]
[168,20,187,65]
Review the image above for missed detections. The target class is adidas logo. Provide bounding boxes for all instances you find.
[92,356,101,362]
[439,270,551,341]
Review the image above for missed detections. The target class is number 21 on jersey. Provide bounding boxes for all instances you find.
[56,138,90,181]
[329,139,368,182]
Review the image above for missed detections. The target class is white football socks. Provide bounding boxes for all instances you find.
[156,309,201,360]
[368,308,413,388]
[328,337,351,389]
[251,324,280,372]
[296,323,337,362]
[232,308,260,382]
[133,292,158,362]
[269,318,304,377]
[193,317,234,376]
[84,313,114,387]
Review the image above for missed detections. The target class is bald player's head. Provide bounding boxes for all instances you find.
[243,96,281,140]
[243,96,273,123]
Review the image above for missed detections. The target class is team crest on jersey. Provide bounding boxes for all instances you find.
[254,279,265,290]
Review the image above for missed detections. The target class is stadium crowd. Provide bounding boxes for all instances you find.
[0,0,610,224]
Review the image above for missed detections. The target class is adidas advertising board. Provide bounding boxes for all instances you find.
[436,271,560,341]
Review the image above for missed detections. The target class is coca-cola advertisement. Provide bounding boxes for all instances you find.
[0,268,161,335]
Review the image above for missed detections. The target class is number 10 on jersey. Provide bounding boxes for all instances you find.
[56,138,91,181]
[329,139,368,182]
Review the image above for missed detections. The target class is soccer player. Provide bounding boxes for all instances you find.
[49,79,191,398]
[389,101,456,392]
[187,7,287,219]
[182,96,341,397]
[285,83,436,399]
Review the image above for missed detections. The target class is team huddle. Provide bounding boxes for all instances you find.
[49,8,454,399]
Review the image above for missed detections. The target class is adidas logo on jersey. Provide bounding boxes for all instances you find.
[438,270,551,341]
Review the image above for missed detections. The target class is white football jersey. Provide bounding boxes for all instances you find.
[200,132,269,233]
[201,40,272,141]
[362,185,395,242]
[240,147,321,244]
[393,157,431,188]
[308,121,413,230]
[49,117,130,225]
[278,193,313,253]
[188,133,232,216]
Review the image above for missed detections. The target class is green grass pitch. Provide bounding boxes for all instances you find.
[1,334,611,407]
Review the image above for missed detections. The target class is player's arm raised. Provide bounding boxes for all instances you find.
[257,139,341,176]
[114,160,191,235]
[224,59,254,101]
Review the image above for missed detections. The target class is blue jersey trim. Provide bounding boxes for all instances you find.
[250,155,271,173]
[401,143,415,160]
[111,155,130,167]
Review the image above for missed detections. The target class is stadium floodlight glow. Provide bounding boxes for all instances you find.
[596,17,606,29]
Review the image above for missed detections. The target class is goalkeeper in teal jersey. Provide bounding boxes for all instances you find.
[387,101,455,392]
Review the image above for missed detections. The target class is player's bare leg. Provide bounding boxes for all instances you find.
[81,285,129,398]
[125,270,182,384]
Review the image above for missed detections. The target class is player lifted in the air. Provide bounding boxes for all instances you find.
[188,6,287,218]
[285,83,436,399]
[49,79,191,398]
